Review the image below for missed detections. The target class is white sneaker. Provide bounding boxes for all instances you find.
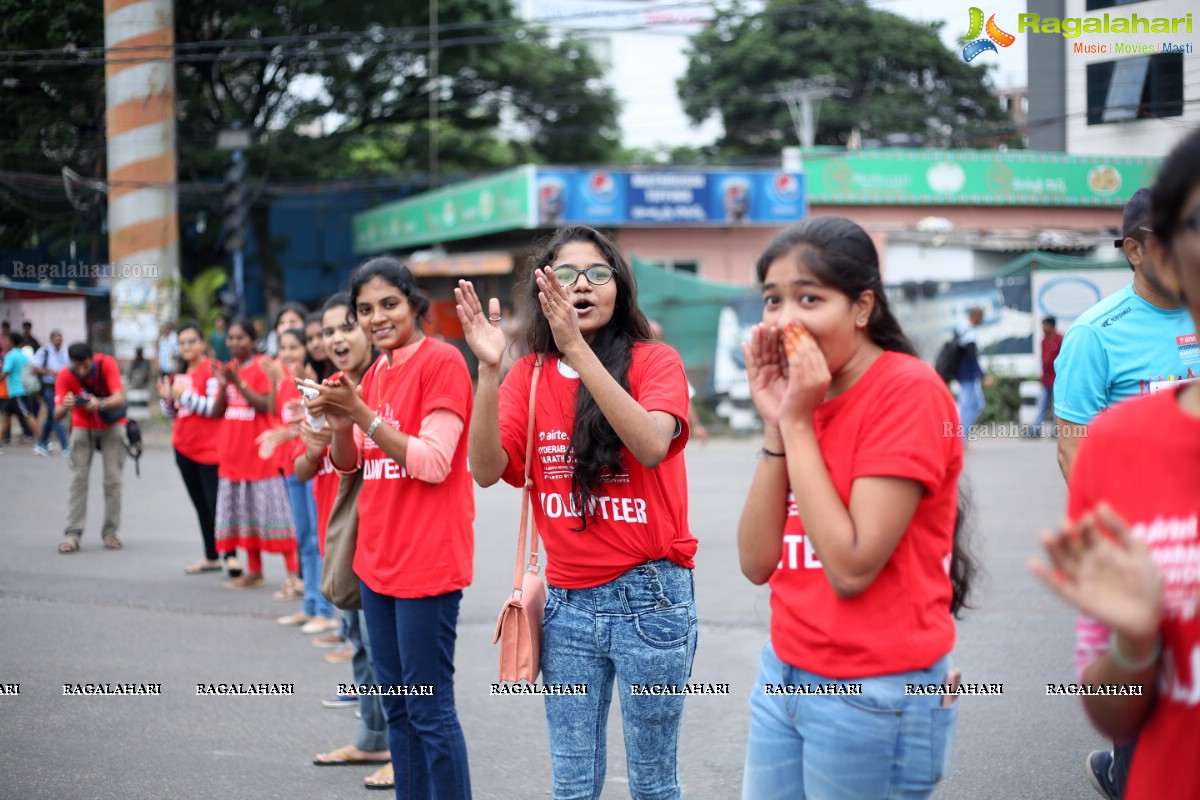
[33,445,50,457]
[62,448,71,458]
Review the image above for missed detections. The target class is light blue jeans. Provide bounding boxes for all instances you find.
[742,642,957,800]
[347,609,388,753]
[957,378,985,434]
[1032,385,1054,437]
[541,560,698,800]
[284,474,335,619]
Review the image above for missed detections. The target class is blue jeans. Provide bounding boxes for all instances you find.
[38,384,68,449]
[957,378,985,433]
[360,582,471,800]
[348,608,388,753]
[542,560,698,800]
[743,642,957,800]
[284,474,334,619]
[1032,385,1054,437]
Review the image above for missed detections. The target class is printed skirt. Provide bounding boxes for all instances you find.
[215,476,297,554]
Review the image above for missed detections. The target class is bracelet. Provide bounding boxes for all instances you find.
[760,447,785,458]
[365,415,384,440]
[1109,630,1161,671]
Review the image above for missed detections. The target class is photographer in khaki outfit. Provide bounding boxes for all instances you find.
[54,342,127,554]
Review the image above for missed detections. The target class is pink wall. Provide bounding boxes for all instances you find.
[616,204,1120,287]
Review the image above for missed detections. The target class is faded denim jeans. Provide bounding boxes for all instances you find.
[541,560,698,800]
[742,641,957,800]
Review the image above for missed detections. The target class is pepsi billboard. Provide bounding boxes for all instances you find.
[535,168,806,227]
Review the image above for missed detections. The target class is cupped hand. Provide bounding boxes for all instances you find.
[742,324,787,430]
[535,267,585,355]
[1030,503,1163,642]
[778,326,830,425]
[299,418,333,458]
[155,376,172,402]
[454,280,507,368]
[303,372,362,430]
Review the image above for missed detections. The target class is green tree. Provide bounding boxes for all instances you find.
[678,0,1011,156]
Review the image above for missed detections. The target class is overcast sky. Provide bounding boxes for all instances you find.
[872,0,1029,90]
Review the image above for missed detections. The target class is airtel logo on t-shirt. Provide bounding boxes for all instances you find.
[539,429,569,442]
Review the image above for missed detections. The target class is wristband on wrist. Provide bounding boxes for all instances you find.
[366,415,384,440]
[1109,630,1161,671]
[760,446,785,458]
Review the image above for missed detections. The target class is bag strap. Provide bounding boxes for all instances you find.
[513,357,544,598]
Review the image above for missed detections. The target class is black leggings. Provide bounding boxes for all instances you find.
[175,449,219,561]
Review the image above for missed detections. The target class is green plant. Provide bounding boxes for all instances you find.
[977,374,1022,426]
[174,266,228,335]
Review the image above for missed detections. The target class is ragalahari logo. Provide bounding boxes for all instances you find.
[960,8,1016,62]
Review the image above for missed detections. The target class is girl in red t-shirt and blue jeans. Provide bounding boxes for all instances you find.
[457,224,699,800]
[309,259,475,799]
[738,216,975,799]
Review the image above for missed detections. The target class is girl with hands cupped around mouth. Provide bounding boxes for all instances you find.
[738,216,974,800]
[455,225,699,800]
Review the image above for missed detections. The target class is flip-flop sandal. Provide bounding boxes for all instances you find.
[103,534,123,550]
[364,763,394,790]
[224,557,243,578]
[58,536,81,554]
[222,575,265,589]
[312,746,391,767]
[185,560,223,574]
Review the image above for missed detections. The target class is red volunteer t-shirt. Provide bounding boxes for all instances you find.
[354,338,474,598]
[768,351,962,679]
[1068,388,1200,800]
[171,358,222,464]
[216,357,279,483]
[55,354,126,430]
[498,343,696,589]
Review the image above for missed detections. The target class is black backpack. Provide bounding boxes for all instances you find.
[934,332,963,383]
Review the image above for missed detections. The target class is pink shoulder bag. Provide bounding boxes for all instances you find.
[493,358,547,683]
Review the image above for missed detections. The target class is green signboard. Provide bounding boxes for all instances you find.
[353,165,536,253]
[804,149,1161,207]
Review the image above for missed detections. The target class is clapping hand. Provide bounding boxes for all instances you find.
[455,280,507,369]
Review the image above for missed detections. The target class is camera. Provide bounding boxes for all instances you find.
[73,393,93,408]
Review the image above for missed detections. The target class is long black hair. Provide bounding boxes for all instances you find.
[349,257,431,325]
[518,225,653,527]
[756,216,976,616]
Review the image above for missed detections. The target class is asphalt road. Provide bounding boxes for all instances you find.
[0,436,1110,799]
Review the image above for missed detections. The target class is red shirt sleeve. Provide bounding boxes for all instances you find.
[629,343,690,459]
[850,370,954,493]
[100,354,124,394]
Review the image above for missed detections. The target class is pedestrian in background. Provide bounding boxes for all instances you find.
[458,225,698,800]
[1,333,42,451]
[32,329,70,457]
[54,342,126,553]
[955,305,992,439]
[1031,126,1200,800]
[157,321,178,377]
[210,314,231,362]
[737,216,972,799]
[1033,316,1062,438]
[311,258,475,799]
[157,321,230,575]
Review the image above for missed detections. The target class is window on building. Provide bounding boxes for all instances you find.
[662,260,699,275]
[1087,53,1183,125]
[1085,0,1145,10]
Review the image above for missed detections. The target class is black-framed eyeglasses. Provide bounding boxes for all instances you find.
[551,264,614,287]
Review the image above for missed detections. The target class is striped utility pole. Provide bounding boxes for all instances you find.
[104,0,179,360]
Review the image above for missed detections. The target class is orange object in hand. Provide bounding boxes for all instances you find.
[781,320,812,358]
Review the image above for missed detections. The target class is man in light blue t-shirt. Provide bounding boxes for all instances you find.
[1054,187,1198,482]
[1,332,43,450]
[1051,186,1198,800]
